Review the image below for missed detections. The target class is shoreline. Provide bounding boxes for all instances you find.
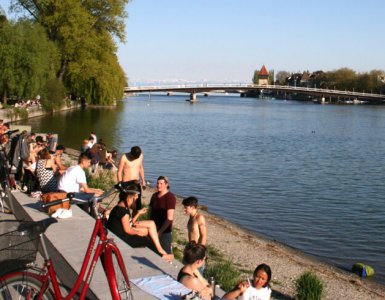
[61,152,385,299]
[140,185,385,300]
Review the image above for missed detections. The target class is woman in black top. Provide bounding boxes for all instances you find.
[178,242,212,300]
[106,186,173,261]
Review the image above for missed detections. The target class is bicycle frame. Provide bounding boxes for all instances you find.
[2,206,131,300]
[42,215,131,300]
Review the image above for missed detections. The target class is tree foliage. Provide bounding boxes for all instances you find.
[0,19,59,105]
[311,68,385,93]
[275,71,290,85]
[41,78,66,112]
[10,0,129,105]
[274,67,385,94]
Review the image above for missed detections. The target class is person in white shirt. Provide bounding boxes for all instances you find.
[87,132,97,149]
[223,263,272,300]
[58,152,103,202]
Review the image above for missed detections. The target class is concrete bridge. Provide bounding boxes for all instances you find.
[124,84,385,103]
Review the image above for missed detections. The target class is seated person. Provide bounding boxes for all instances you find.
[53,145,68,174]
[104,150,118,170]
[106,185,173,262]
[222,263,272,300]
[58,152,103,201]
[178,242,213,300]
[81,139,90,153]
[22,134,42,193]
[36,148,58,193]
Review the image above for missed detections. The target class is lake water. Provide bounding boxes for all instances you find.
[19,94,385,284]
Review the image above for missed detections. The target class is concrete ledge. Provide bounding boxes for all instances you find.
[8,191,184,299]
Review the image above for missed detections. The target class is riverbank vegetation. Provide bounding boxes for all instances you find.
[295,271,325,300]
[256,67,385,94]
[0,0,128,107]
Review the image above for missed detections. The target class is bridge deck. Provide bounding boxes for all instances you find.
[124,84,385,102]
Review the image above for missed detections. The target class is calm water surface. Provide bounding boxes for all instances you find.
[19,95,385,284]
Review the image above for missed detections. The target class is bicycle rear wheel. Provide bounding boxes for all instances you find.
[0,273,54,300]
[111,253,134,300]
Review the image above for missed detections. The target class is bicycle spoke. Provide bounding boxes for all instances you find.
[0,274,54,300]
[111,254,133,300]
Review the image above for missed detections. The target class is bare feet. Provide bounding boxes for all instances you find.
[161,253,174,262]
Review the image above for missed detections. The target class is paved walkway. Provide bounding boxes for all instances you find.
[0,190,185,299]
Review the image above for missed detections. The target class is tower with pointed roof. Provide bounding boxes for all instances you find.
[258,65,269,85]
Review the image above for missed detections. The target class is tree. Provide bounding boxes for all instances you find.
[268,70,274,85]
[275,71,290,85]
[11,0,128,105]
[0,20,58,105]
[252,70,258,84]
[328,68,356,90]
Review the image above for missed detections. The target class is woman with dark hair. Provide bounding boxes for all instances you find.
[178,241,213,300]
[36,148,58,193]
[106,185,173,261]
[223,263,272,300]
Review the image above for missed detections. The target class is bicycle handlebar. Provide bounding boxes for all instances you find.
[41,183,125,209]
[0,129,19,138]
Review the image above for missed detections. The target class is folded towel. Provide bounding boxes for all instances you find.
[131,274,190,300]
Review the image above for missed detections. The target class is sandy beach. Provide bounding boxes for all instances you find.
[138,185,385,300]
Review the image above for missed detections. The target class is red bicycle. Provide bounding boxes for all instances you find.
[0,184,133,299]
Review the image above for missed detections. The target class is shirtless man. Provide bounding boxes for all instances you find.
[182,196,207,246]
[117,146,145,212]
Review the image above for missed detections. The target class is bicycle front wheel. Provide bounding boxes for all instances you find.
[111,253,134,300]
[0,273,54,300]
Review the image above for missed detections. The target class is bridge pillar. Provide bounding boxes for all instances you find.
[190,93,197,102]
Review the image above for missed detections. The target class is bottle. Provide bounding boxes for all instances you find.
[209,277,215,299]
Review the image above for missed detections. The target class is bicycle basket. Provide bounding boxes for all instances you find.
[0,221,40,276]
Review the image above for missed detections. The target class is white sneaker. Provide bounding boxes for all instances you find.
[58,209,72,219]
[51,208,64,218]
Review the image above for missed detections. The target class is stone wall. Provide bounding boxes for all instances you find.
[0,102,81,123]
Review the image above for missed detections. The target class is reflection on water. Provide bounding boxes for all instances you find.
[17,95,385,284]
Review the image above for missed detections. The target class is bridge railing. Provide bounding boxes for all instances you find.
[124,84,384,99]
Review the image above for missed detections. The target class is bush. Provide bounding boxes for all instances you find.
[85,168,117,191]
[6,107,29,121]
[295,271,324,300]
[204,260,240,292]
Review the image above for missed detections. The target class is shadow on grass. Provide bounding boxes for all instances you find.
[272,289,294,300]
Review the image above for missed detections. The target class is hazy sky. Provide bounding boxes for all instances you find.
[2,0,385,83]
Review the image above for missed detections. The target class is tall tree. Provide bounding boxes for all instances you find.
[11,0,128,104]
[0,20,58,104]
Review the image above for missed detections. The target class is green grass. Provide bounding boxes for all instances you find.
[205,244,224,261]
[204,260,240,292]
[295,271,325,300]
[171,234,241,292]
[85,168,117,191]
